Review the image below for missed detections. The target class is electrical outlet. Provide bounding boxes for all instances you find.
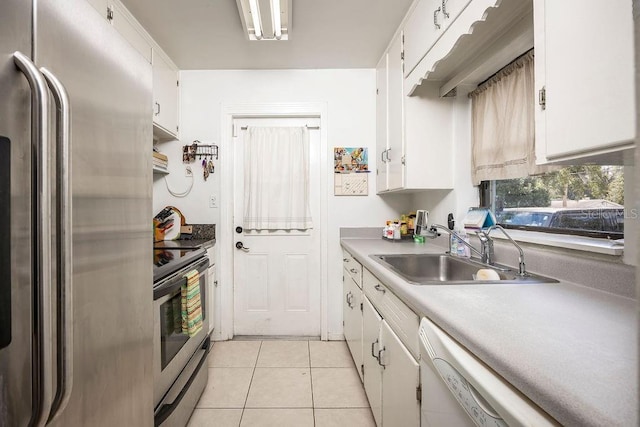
[185,166,193,177]
[209,194,218,208]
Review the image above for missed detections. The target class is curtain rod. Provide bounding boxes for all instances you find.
[240,125,320,130]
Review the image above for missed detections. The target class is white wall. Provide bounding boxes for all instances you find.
[410,86,478,229]
[154,69,412,338]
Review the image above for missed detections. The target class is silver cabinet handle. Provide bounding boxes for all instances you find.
[349,268,358,274]
[345,291,353,308]
[343,257,350,263]
[374,284,386,294]
[40,67,73,422]
[385,148,391,162]
[434,7,442,29]
[371,339,379,360]
[377,347,386,368]
[13,51,54,427]
[442,0,450,18]
[154,101,160,116]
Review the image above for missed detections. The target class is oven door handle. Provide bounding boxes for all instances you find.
[154,336,211,426]
[153,257,209,300]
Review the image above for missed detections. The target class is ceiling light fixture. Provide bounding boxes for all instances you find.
[248,0,263,40]
[271,0,281,40]
[237,0,290,41]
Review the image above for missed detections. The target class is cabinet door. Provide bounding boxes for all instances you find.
[343,273,363,382]
[537,0,635,161]
[440,0,473,29]
[376,54,389,193]
[152,51,179,136]
[380,320,420,427]
[112,3,152,63]
[403,0,443,78]
[362,298,383,426]
[387,32,404,191]
[85,0,109,20]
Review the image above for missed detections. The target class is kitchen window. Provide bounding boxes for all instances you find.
[480,165,628,240]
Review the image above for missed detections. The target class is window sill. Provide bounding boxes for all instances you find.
[487,229,624,256]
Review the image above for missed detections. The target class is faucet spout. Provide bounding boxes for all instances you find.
[486,225,527,276]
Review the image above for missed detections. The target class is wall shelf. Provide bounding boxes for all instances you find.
[153,165,169,175]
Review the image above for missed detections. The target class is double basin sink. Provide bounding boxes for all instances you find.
[370,253,558,285]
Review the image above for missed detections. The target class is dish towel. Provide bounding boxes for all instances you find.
[181,269,203,337]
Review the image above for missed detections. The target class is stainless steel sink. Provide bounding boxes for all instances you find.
[370,254,558,285]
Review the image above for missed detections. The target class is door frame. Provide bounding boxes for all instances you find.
[219,103,329,340]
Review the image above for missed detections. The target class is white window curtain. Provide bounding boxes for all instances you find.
[243,126,313,230]
[470,50,548,184]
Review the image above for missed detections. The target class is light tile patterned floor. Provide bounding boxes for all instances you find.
[188,340,376,427]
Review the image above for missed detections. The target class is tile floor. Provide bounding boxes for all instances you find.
[187,340,376,427]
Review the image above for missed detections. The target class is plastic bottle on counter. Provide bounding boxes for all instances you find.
[457,229,471,257]
[392,222,401,240]
[385,221,394,239]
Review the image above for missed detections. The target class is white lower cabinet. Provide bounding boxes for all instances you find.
[363,297,383,426]
[343,271,364,382]
[380,320,420,427]
[362,296,420,427]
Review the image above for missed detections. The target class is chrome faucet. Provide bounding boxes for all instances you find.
[484,225,527,276]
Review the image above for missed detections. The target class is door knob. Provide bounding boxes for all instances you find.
[235,226,243,234]
[235,241,250,252]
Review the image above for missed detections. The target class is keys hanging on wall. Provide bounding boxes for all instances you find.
[202,158,215,181]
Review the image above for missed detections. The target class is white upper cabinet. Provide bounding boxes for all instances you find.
[111,2,152,63]
[152,51,179,138]
[403,0,444,78]
[404,0,472,78]
[376,54,389,193]
[376,30,454,194]
[387,33,405,191]
[85,0,152,63]
[534,0,635,163]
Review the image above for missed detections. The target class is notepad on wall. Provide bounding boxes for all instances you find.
[463,208,496,230]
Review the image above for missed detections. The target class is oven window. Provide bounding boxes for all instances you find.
[159,274,207,369]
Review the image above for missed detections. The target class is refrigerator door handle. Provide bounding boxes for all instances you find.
[40,67,73,423]
[13,51,54,427]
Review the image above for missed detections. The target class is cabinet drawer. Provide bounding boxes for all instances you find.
[342,249,362,288]
[363,269,420,359]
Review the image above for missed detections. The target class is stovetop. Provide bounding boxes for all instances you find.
[153,244,206,283]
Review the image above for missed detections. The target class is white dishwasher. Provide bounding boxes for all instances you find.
[419,318,558,427]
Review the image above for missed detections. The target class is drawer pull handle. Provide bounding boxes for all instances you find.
[374,284,386,294]
[349,268,358,274]
[343,258,349,263]
[371,339,379,359]
[346,292,353,308]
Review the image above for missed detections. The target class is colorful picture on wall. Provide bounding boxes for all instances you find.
[334,147,369,173]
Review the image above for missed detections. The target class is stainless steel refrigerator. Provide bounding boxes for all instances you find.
[0,0,154,425]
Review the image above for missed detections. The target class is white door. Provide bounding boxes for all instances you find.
[233,117,321,336]
[381,320,420,427]
[363,297,383,426]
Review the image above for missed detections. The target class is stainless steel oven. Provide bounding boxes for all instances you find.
[153,253,210,426]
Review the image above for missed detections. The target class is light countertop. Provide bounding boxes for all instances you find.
[341,237,638,427]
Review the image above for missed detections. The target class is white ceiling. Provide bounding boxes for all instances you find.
[119,0,414,70]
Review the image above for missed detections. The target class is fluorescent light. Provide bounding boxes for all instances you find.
[271,0,282,40]
[236,0,288,40]
[249,0,262,40]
